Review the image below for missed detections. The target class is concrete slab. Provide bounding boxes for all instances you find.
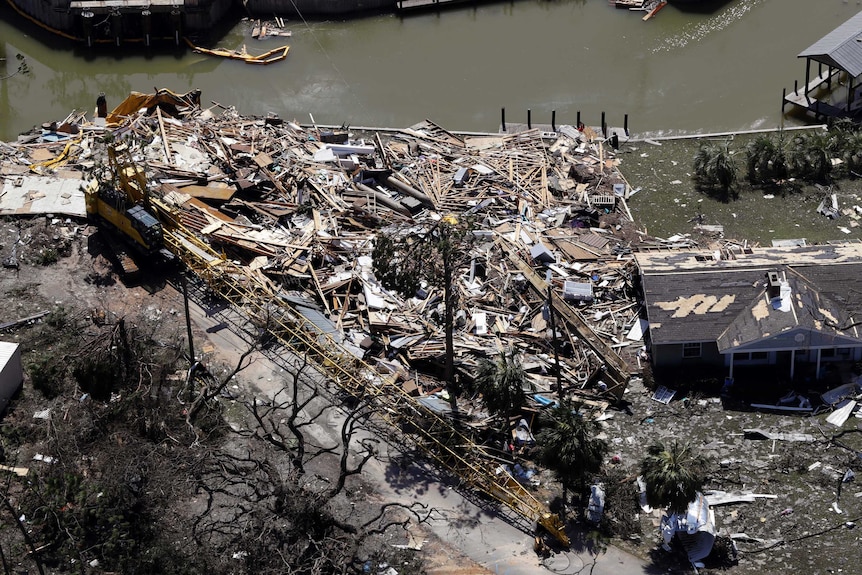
[0,174,86,218]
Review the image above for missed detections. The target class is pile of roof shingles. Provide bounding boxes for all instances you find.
[0,90,669,415]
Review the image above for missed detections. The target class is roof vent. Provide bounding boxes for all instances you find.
[766,271,781,299]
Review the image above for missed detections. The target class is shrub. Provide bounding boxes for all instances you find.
[35,248,58,266]
[692,142,738,201]
[28,355,65,399]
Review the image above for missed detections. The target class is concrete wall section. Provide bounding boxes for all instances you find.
[184,0,234,32]
[10,0,396,39]
[9,0,76,32]
[244,0,396,17]
[9,0,233,39]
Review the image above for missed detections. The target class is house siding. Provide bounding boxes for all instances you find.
[653,342,722,368]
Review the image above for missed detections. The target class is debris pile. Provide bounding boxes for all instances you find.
[0,89,659,416]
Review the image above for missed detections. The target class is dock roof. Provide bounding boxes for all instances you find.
[799,9,862,77]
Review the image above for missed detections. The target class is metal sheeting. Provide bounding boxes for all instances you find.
[281,295,343,344]
[798,9,862,77]
[578,232,611,249]
[0,342,23,414]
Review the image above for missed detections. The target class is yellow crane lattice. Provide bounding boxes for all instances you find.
[150,198,570,546]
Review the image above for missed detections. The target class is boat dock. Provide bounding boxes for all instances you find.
[499,108,631,147]
[783,10,862,122]
[783,68,853,121]
[502,123,631,148]
[610,0,667,20]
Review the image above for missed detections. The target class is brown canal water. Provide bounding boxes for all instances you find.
[0,0,859,142]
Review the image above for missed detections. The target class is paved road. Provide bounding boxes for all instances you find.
[177,285,656,575]
[365,453,655,575]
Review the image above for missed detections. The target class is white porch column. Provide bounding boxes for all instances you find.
[816,349,822,380]
[729,354,734,379]
[790,350,796,380]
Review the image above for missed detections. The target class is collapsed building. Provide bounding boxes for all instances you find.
[1,89,655,414]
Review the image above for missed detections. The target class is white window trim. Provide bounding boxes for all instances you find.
[682,342,702,359]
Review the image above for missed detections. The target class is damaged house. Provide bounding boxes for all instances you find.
[636,242,862,385]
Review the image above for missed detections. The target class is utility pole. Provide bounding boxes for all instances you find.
[181,273,195,366]
[546,274,563,401]
[181,274,199,403]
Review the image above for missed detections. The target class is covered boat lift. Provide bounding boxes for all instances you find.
[783,10,862,121]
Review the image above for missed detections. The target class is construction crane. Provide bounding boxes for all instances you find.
[84,144,171,274]
[146,197,571,546]
[97,148,571,546]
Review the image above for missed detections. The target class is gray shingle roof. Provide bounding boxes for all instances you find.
[640,256,862,351]
[799,10,862,77]
[641,269,765,346]
[715,266,862,352]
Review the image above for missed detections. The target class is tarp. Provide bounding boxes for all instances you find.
[106,88,202,126]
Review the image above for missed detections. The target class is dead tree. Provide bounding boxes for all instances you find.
[190,353,435,574]
[184,344,257,433]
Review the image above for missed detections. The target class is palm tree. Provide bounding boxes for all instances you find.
[787,131,832,184]
[536,402,608,506]
[745,134,787,186]
[474,349,531,432]
[712,143,738,197]
[692,143,714,187]
[826,118,859,173]
[805,131,832,183]
[692,142,738,200]
[841,130,862,178]
[640,440,709,515]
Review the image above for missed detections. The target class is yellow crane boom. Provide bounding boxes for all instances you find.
[149,197,570,546]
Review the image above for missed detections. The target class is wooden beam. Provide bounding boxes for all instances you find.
[156,106,172,165]
[496,238,630,401]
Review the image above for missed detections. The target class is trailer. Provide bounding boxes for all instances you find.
[0,342,23,415]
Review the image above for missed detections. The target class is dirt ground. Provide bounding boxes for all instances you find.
[602,376,862,575]
[0,216,499,574]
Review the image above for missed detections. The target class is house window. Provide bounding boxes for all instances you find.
[683,342,702,358]
[821,348,836,358]
[837,347,852,357]
[751,351,768,361]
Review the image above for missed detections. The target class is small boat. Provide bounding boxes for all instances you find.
[642,0,667,20]
[184,39,290,65]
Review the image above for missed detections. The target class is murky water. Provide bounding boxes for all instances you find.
[1,0,860,141]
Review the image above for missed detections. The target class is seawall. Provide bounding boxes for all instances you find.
[6,0,399,45]
[244,0,396,17]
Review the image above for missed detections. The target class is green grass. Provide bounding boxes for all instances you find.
[616,134,862,245]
